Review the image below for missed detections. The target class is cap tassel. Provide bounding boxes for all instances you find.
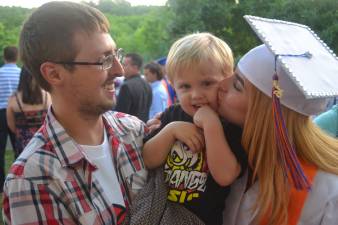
[272,56,311,190]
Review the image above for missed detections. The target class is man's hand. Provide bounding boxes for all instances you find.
[146,112,162,132]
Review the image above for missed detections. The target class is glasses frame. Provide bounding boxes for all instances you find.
[53,48,124,71]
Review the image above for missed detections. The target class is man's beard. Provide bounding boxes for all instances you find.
[78,97,115,117]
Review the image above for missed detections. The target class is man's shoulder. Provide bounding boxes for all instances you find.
[6,140,59,181]
[104,110,146,131]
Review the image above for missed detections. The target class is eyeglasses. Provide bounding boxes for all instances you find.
[53,48,124,71]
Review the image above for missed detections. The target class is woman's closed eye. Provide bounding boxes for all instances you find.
[233,73,244,91]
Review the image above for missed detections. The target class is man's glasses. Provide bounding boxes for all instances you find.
[53,48,124,71]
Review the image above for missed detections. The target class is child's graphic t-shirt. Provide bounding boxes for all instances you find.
[144,104,247,225]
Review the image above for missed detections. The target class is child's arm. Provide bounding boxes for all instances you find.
[143,121,205,169]
[194,106,241,186]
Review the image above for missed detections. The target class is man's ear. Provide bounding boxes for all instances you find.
[40,62,64,87]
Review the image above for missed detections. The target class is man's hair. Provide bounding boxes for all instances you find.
[166,32,234,83]
[144,62,163,80]
[19,1,110,92]
[3,46,18,62]
[125,53,143,69]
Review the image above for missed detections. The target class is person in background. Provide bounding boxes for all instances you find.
[314,103,338,138]
[0,45,21,192]
[144,61,168,119]
[221,16,338,225]
[115,53,152,122]
[157,56,177,106]
[3,2,148,224]
[6,67,51,157]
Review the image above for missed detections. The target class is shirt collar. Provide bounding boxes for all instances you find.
[43,107,113,169]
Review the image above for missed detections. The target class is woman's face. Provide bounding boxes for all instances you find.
[218,71,249,127]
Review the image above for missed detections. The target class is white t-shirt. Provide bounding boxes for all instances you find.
[81,129,125,207]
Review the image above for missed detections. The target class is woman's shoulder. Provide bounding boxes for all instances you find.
[306,170,338,206]
[313,170,338,194]
[300,170,338,224]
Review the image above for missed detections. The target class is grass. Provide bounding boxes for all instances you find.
[0,149,15,225]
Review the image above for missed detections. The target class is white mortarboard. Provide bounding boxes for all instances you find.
[238,16,338,190]
[238,15,338,116]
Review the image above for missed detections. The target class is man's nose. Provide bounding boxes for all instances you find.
[109,59,124,78]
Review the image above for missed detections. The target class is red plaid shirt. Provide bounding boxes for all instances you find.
[2,108,148,225]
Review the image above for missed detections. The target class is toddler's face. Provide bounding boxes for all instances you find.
[173,61,225,117]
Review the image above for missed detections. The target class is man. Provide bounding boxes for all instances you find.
[3,2,148,224]
[115,53,152,122]
[0,46,20,191]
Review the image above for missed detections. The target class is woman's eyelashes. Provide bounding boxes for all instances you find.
[233,74,244,91]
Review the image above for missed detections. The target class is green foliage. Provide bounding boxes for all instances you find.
[0,0,337,66]
[167,0,338,59]
[0,7,31,64]
[107,6,171,63]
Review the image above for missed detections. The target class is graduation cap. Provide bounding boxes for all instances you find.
[238,15,338,190]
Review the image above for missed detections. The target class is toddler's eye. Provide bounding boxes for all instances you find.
[179,84,190,90]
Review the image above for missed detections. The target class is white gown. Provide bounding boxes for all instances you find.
[223,170,338,225]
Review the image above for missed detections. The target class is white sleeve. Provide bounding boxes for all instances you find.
[320,197,338,225]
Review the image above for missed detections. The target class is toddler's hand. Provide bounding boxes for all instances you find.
[168,121,205,153]
[193,106,218,129]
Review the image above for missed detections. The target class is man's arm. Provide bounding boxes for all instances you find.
[143,121,205,169]
[194,106,241,187]
[3,178,75,225]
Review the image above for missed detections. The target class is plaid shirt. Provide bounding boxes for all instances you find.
[2,108,148,225]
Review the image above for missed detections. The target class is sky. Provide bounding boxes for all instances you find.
[0,0,167,8]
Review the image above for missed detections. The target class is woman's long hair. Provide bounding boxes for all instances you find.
[18,67,43,105]
[242,82,338,225]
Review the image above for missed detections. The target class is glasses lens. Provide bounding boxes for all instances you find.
[102,55,114,70]
[116,48,124,63]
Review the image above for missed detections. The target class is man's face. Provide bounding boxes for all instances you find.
[62,32,124,116]
[122,57,137,77]
[144,68,157,83]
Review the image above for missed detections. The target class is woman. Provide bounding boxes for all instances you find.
[6,67,51,157]
[220,16,338,225]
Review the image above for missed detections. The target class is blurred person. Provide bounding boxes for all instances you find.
[314,103,338,137]
[6,67,51,157]
[0,45,20,192]
[157,57,177,106]
[115,53,152,122]
[3,2,148,224]
[144,61,168,119]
